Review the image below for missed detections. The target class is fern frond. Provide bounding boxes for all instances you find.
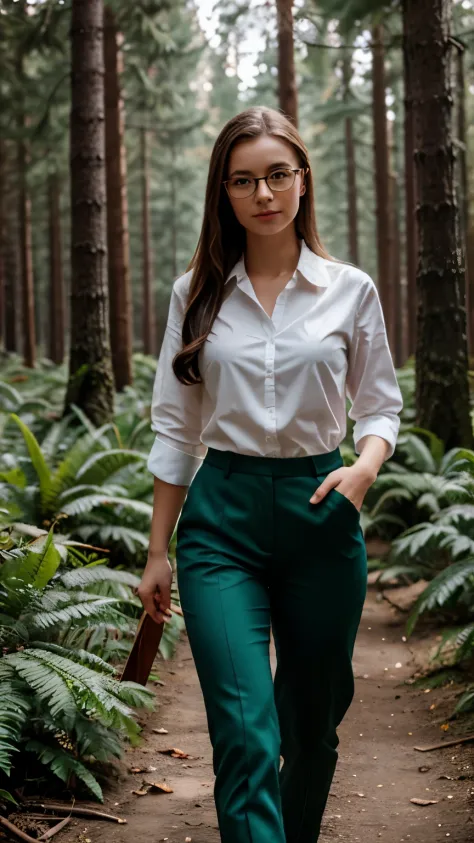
[389,523,458,563]
[2,650,77,727]
[0,382,21,411]
[407,558,474,636]
[29,640,117,674]
[454,686,474,714]
[0,683,31,775]
[25,739,103,802]
[60,494,153,518]
[28,596,127,630]
[61,565,140,589]
[9,414,53,512]
[76,449,147,486]
[75,524,150,552]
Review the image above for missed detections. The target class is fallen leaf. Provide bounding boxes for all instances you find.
[418,766,430,773]
[146,781,174,794]
[153,728,169,734]
[410,798,439,806]
[157,747,191,759]
[130,767,145,773]
[132,788,150,797]
[440,724,450,731]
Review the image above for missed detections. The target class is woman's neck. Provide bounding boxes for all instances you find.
[244,228,302,280]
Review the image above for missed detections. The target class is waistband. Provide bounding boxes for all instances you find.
[203,446,343,478]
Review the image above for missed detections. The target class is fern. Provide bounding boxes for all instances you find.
[76,449,147,486]
[0,683,31,775]
[455,686,474,714]
[407,558,474,636]
[25,739,103,802]
[3,650,78,728]
[9,414,53,513]
[60,565,140,589]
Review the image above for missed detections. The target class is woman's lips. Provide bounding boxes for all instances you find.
[254,211,281,218]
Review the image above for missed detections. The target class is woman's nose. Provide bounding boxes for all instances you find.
[254,179,274,200]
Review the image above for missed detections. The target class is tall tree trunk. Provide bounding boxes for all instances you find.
[402,10,418,360]
[404,0,472,449]
[343,55,359,266]
[170,135,177,281]
[141,126,155,357]
[48,171,65,365]
[453,40,472,356]
[0,137,5,349]
[2,142,17,354]
[371,21,393,349]
[276,0,298,127]
[389,160,403,367]
[3,217,17,354]
[65,0,114,424]
[17,132,35,368]
[104,4,133,391]
[17,43,36,369]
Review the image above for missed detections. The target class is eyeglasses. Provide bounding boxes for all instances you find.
[222,167,307,199]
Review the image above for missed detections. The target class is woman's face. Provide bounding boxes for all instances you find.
[224,135,306,238]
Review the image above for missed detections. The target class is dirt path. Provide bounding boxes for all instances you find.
[63,583,474,843]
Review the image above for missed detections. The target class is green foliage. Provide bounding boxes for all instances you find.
[0,399,154,565]
[0,530,155,801]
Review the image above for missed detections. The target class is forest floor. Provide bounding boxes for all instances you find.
[58,556,474,843]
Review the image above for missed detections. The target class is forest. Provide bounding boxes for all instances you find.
[1,0,474,841]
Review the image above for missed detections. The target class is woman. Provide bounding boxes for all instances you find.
[138,105,403,843]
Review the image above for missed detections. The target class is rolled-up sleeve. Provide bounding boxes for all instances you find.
[147,281,207,485]
[345,276,403,461]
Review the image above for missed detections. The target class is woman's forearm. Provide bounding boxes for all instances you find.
[353,434,390,480]
[148,476,188,557]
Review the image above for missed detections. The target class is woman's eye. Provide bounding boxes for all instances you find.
[232,178,249,186]
[269,170,288,180]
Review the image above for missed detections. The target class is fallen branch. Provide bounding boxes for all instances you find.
[414,734,474,752]
[24,803,126,823]
[0,816,40,843]
[38,817,71,840]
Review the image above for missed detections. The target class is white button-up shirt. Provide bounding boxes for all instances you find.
[147,239,403,486]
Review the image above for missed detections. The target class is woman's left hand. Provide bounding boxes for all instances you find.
[309,464,376,512]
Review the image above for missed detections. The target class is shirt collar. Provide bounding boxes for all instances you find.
[224,238,332,288]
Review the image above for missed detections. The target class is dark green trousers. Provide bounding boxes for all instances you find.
[176,446,367,843]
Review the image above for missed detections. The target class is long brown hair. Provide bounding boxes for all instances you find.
[173,105,332,386]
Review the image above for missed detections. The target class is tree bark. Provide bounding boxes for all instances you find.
[404,0,472,449]
[276,0,298,127]
[371,21,394,350]
[3,217,18,354]
[402,9,418,359]
[343,55,359,266]
[16,40,36,370]
[453,40,472,357]
[48,171,65,365]
[170,135,177,282]
[104,4,133,391]
[2,141,17,354]
[389,162,403,367]
[0,137,5,349]
[141,126,155,357]
[65,0,114,424]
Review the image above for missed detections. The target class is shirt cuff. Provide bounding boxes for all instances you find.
[147,436,207,485]
[352,414,400,461]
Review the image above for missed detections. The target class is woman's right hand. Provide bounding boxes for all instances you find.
[137,553,173,625]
